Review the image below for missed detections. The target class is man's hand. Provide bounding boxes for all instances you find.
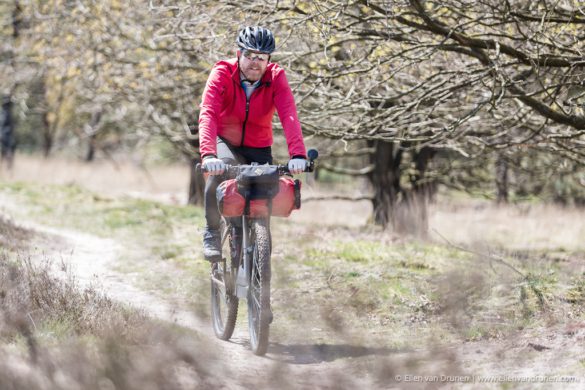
[288,158,307,175]
[202,157,226,175]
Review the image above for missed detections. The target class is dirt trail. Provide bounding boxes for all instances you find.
[2,189,585,389]
[1,206,376,389]
[19,217,585,390]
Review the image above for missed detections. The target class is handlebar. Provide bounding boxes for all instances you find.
[196,148,319,177]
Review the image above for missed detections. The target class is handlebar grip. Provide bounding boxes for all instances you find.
[196,162,238,176]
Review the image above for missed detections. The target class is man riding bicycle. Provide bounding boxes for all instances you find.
[198,26,307,262]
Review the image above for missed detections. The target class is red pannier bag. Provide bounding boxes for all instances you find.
[249,177,301,218]
[216,177,301,218]
[216,179,245,217]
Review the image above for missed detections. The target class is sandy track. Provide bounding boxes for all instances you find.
[2,187,584,389]
[27,220,585,390]
[6,211,375,389]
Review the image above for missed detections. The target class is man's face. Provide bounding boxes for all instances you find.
[238,50,269,81]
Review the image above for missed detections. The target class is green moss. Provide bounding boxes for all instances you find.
[37,318,76,342]
[564,277,585,304]
[334,241,392,263]
[0,181,203,238]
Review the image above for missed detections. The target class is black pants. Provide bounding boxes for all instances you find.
[204,138,272,230]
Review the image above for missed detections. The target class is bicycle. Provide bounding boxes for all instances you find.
[198,149,318,355]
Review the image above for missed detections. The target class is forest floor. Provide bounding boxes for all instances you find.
[0,154,584,389]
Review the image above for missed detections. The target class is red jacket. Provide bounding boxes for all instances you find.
[198,58,306,159]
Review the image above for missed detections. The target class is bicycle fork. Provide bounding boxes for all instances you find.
[235,215,252,299]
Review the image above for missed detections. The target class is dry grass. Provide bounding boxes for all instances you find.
[0,153,190,204]
[0,214,33,251]
[2,154,585,387]
[0,220,221,390]
[429,197,585,252]
[271,196,585,351]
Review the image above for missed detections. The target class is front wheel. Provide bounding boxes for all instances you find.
[248,218,271,355]
[210,219,239,340]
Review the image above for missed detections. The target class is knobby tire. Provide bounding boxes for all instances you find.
[248,218,271,356]
[210,219,239,340]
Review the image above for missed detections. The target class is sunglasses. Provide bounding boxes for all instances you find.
[242,50,270,62]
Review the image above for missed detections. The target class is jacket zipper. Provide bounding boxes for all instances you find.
[240,98,250,147]
[240,83,264,147]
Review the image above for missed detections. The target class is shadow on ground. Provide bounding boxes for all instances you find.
[266,343,401,364]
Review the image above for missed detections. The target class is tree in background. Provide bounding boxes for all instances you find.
[2,0,584,229]
[274,0,585,233]
[1,96,16,168]
[0,0,21,167]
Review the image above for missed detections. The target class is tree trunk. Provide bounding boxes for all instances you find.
[85,111,102,162]
[186,124,204,205]
[367,140,402,228]
[42,111,53,158]
[86,134,97,162]
[495,153,508,204]
[395,146,436,237]
[1,99,16,168]
[1,1,22,169]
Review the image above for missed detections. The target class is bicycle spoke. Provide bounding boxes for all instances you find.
[250,289,261,309]
[212,264,227,294]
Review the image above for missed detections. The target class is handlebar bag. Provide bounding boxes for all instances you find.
[236,165,280,200]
